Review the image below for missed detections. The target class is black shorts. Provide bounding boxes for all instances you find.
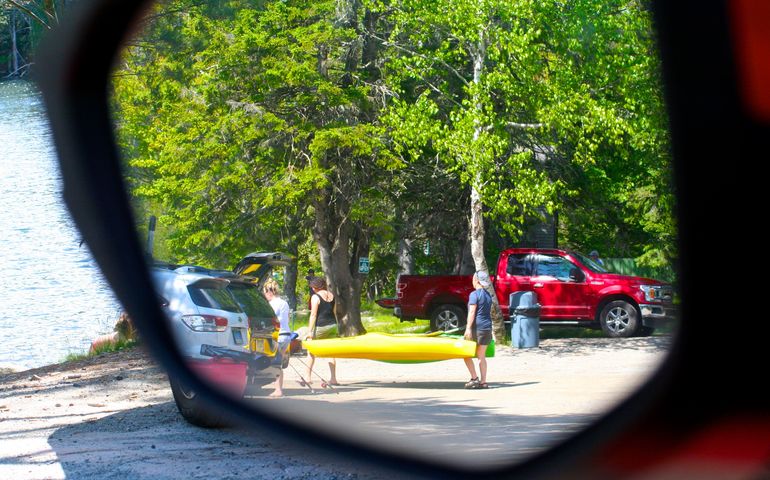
[472,329,493,346]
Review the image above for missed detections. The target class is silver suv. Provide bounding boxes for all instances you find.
[151,264,281,427]
[153,266,251,357]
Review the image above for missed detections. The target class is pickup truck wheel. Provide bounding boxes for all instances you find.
[169,378,233,428]
[599,300,641,338]
[430,304,466,332]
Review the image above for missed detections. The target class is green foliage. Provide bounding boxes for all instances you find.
[375,0,675,273]
[113,0,330,266]
[603,257,675,283]
[111,0,677,307]
[531,0,676,266]
[377,0,560,241]
[63,339,139,363]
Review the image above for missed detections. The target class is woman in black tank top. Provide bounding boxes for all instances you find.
[314,294,336,331]
[304,276,339,386]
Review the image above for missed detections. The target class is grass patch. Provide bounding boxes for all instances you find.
[538,327,606,339]
[63,352,89,363]
[653,322,677,336]
[289,311,309,331]
[362,306,431,334]
[61,339,139,363]
[290,305,431,335]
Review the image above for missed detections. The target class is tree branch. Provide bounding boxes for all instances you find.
[506,122,546,129]
[402,64,463,109]
[5,0,51,28]
[368,32,471,88]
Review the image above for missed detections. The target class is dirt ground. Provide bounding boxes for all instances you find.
[0,336,672,479]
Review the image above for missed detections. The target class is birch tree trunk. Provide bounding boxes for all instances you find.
[468,30,506,344]
[397,238,415,274]
[395,207,415,274]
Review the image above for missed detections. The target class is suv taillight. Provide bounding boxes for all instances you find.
[181,314,228,332]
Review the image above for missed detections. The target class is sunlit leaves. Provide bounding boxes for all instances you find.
[112,0,676,279]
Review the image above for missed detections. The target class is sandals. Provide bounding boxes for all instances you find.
[464,378,490,389]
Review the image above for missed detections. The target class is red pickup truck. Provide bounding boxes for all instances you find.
[377,248,676,338]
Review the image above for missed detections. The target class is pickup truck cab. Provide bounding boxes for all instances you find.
[378,248,676,338]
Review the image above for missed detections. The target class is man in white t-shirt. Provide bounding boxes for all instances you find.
[263,279,291,397]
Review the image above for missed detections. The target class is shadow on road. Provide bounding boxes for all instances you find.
[530,335,674,358]
[46,394,596,477]
[348,380,539,390]
[249,392,597,468]
[47,402,422,479]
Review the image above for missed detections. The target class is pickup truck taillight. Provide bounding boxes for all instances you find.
[181,314,228,332]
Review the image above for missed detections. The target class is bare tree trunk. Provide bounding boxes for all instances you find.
[394,206,415,274]
[306,0,378,337]
[312,194,367,337]
[11,10,19,75]
[397,238,415,274]
[284,263,298,310]
[362,9,381,80]
[469,187,486,269]
[459,237,475,275]
[337,0,360,87]
[283,238,300,311]
[468,32,506,344]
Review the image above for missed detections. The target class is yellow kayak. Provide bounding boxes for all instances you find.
[303,332,478,361]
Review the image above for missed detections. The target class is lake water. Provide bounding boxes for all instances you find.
[0,80,123,372]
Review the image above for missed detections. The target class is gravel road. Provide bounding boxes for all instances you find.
[0,336,672,479]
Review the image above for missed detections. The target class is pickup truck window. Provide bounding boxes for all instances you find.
[573,251,609,273]
[506,254,533,276]
[534,254,576,281]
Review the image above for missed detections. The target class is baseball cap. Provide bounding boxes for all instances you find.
[474,270,491,288]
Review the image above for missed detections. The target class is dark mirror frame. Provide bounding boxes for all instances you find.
[35,0,770,477]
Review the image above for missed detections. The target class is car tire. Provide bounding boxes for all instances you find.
[599,300,641,338]
[169,378,233,428]
[430,304,466,332]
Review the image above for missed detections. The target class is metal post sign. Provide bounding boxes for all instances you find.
[358,257,370,274]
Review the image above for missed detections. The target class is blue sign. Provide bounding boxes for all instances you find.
[359,257,370,274]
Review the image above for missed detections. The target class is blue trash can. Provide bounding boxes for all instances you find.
[509,291,541,348]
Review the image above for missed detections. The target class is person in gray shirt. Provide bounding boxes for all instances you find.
[463,271,493,389]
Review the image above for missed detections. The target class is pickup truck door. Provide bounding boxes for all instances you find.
[531,254,593,320]
[494,253,535,317]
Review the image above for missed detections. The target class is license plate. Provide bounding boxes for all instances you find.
[232,329,244,345]
[251,338,264,353]
[250,337,274,355]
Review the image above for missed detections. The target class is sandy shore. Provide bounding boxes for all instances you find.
[0,336,672,479]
